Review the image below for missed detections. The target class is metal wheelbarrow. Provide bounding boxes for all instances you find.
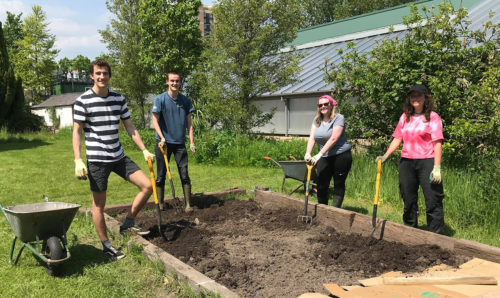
[0,196,80,276]
[265,156,318,195]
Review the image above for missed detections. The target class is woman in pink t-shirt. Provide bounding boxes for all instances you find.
[376,84,445,234]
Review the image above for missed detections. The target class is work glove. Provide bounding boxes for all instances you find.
[158,138,166,148]
[304,153,312,162]
[311,152,323,165]
[430,166,442,183]
[190,143,196,154]
[375,154,388,164]
[142,149,155,163]
[74,158,88,180]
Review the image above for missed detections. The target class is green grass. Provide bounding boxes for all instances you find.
[0,129,498,296]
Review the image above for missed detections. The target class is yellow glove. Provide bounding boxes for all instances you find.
[304,153,312,162]
[430,166,442,183]
[142,149,155,163]
[375,154,388,163]
[158,138,166,148]
[311,152,323,165]
[190,143,196,154]
[74,158,88,180]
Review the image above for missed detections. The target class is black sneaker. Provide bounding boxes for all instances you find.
[120,225,150,236]
[103,245,125,260]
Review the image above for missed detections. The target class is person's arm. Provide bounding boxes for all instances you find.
[152,112,165,141]
[186,113,195,153]
[123,118,155,161]
[72,122,87,179]
[72,122,84,159]
[376,138,402,163]
[305,124,317,154]
[433,141,442,166]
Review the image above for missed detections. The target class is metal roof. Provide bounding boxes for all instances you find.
[263,0,497,97]
[31,92,81,108]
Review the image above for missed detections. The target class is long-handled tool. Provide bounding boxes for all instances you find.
[371,160,382,235]
[158,145,183,213]
[146,157,168,241]
[297,163,316,224]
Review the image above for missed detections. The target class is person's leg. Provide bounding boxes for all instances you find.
[113,157,152,235]
[331,150,353,208]
[314,157,333,205]
[418,158,445,234]
[154,141,167,209]
[91,191,108,241]
[398,158,420,228]
[172,144,192,211]
[126,170,153,219]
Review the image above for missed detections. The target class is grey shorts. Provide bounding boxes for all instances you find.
[87,156,141,192]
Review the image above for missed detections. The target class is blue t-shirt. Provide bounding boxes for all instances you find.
[313,114,351,157]
[152,92,194,144]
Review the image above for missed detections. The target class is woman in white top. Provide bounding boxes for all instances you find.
[304,95,352,208]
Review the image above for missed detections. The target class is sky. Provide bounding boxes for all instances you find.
[0,0,215,61]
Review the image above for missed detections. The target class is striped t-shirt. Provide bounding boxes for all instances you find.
[73,89,130,163]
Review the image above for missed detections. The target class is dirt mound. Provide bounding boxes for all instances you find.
[107,199,468,297]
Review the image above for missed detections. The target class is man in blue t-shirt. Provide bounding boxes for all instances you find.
[152,71,195,212]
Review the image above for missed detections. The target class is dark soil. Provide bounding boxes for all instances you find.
[107,199,469,297]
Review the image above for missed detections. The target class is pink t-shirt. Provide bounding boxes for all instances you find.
[392,111,444,159]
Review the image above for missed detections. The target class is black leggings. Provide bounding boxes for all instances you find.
[315,150,352,205]
[154,142,191,186]
[398,158,445,234]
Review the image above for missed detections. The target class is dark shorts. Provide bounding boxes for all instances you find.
[87,156,141,192]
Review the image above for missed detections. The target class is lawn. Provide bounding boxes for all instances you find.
[0,129,498,297]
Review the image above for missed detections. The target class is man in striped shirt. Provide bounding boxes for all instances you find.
[72,59,155,260]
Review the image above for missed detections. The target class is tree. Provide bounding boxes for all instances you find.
[58,57,72,74]
[12,5,59,104]
[100,0,152,129]
[193,0,303,132]
[301,0,416,28]
[71,54,91,79]
[3,12,23,59]
[138,0,203,93]
[325,2,500,162]
[0,22,42,132]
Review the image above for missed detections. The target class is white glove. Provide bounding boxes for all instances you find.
[190,143,196,154]
[74,158,88,180]
[430,166,442,183]
[304,153,312,162]
[142,149,155,163]
[158,138,166,148]
[311,152,323,165]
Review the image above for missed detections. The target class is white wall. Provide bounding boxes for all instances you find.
[253,96,318,136]
[31,106,74,128]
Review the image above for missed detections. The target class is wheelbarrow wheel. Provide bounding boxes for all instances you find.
[43,236,65,276]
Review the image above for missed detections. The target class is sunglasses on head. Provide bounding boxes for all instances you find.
[318,103,330,108]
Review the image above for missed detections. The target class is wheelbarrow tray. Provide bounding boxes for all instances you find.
[3,202,80,243]
[278,161,318,182]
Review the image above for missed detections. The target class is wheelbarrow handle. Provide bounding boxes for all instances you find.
[264,156,281,167]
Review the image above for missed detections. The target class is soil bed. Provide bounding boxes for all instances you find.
[107,199,469,297]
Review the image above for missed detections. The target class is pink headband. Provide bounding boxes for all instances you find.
[319,95,338,106]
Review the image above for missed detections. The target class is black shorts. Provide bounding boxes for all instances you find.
[87,156,141,192]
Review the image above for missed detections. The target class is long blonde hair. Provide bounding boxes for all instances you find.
[314,105,337,126]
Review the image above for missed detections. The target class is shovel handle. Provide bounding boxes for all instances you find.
[147,157,159,205]
[373,160,382,206]
[159,145,173,180]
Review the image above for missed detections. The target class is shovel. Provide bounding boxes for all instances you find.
[371,160,382,236]
[158,145,183,213]
[147,157,168,241]
[297,163,316,224]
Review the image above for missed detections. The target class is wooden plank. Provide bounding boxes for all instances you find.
[383,275,497,285]
[455,239,500,263]
[324,283,467,298]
